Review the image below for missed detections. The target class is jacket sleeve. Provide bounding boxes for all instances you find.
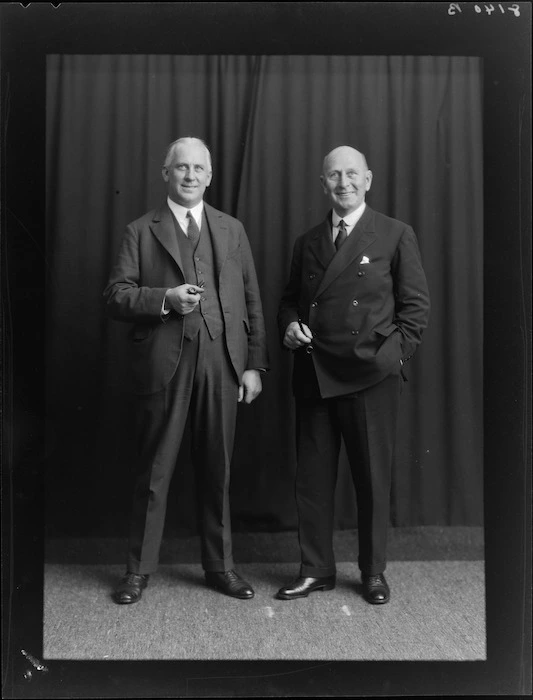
[392,226,430,361]
[277,236,303,346]
[239,225,270,371]
[103,223,169,322]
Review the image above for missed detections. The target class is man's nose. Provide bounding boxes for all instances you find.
[338,172,349,187]
[184,167,195,179]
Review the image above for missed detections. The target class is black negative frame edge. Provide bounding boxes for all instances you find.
[0,2,531,698]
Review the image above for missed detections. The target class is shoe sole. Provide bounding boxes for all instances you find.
[112,595,143,604]
[206,583,255,599]
[277,583,336,600]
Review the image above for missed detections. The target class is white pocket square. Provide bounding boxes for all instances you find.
[360,256,370,265]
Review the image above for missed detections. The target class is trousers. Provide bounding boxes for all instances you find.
[295,371,402,577]
[126,323,239,575]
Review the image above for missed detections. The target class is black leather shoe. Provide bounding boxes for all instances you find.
[113,572,149,604]
[361,573,390,604]
[205,570,254,599]
[277,575,336,600]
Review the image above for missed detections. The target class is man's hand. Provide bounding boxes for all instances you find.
[238,369,262,404]
[283,321,313,350]
[164,284,204,315]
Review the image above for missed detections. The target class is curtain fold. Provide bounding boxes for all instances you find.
[45,55,483,536]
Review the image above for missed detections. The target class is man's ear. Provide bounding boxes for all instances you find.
[162,167,169,182]
[365,170,373,191]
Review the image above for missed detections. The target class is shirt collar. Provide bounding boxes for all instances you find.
[332,201,366,229]
[167,197,204,226]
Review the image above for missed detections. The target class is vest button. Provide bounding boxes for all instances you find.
[352,300,359,306]
[357,271,365,277]
[311,302,318,308]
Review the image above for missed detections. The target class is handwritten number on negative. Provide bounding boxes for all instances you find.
[449,3,520,15]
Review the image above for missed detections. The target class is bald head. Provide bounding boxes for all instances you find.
[322,146,369,176]
[321,145,372,216]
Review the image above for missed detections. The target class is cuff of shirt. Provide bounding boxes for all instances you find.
[161,295,171,318]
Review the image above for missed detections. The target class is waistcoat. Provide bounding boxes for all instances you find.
[174,213,224,341]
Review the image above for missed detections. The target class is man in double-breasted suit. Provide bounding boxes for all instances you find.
[104,137,269,604]
[277,145,429,604]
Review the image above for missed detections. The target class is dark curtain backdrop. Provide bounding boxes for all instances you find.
[45,55,483,538]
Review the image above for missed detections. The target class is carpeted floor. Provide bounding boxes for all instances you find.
[43,560,486,661]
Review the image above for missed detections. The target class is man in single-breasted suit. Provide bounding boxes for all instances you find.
[276,145,429,604]
[104,137,269,604]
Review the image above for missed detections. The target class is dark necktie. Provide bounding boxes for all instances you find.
[335,219,347,251]
[186,210,201,248]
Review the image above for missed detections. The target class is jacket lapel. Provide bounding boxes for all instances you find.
[150,203,183,271]
[314,206,377,299]
[204,202,229,277]
[308,215,336,270]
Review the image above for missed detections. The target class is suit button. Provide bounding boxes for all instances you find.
[357,271,365,277]
[309,273,316,279]
[351,330,359,335]
[311,302,318,308]
[352,300,359,306]
[201,297,206,301]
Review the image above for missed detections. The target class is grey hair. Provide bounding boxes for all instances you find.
[163,137,212,170]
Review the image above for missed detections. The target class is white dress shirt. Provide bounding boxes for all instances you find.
[332,202,366,244]
[167,196,204,233]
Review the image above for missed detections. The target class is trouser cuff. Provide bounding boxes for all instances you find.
[300,564,336,578]
[203,557,235,573]
[359,561,387,576]
[127,557,158,576]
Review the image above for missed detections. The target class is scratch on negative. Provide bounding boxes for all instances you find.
[21,650,48,672]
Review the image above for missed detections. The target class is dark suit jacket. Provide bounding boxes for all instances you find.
[104,201,269,395]
[278,206,430,398]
